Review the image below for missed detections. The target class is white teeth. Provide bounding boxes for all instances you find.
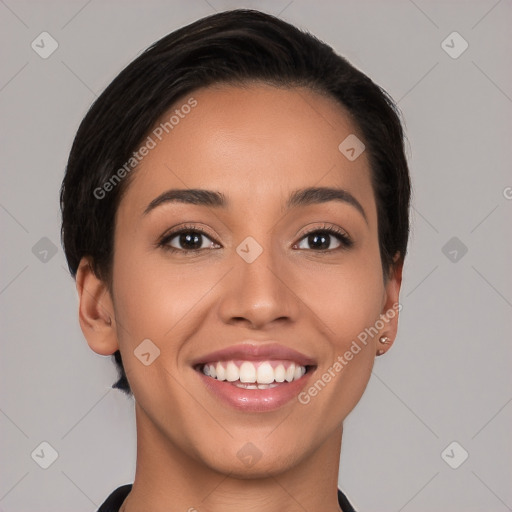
[201,360,308,385]
[215,362,225,380]
[239,361,256,383]
[285,365,295,382]
[233,382,280,390]
[256,362,275,384]
[274,364,286,382]
[226,361,239,382]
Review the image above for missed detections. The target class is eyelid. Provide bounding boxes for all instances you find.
[160,223,216,238]
[299,222,350,239]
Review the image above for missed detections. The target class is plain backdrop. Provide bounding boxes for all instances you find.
[1,1,511,511]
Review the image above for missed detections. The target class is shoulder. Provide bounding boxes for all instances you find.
[338,488,358,512]
[96,484,132,512]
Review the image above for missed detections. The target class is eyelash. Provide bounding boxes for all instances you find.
[157,223,353,254]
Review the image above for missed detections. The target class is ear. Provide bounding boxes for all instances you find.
[377,253,403,356]
[75,256,119,356]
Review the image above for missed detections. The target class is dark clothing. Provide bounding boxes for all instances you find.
[97,483,357,511]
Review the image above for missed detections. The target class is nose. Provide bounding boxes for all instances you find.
[216,240,299,330]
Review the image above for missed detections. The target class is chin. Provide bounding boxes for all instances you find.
[195,441,301,479]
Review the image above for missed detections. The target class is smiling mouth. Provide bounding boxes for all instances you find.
[195,360,316,390]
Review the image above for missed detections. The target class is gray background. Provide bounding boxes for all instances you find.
[1,0,511,511]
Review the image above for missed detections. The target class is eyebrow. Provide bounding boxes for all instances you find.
[143,186,368,223]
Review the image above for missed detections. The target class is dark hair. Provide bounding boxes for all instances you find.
[60,9,411,396]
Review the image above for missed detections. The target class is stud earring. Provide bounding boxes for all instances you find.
[376,349,385,356]
[379,335,390,344]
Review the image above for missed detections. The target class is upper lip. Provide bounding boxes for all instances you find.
[191,342,317,368]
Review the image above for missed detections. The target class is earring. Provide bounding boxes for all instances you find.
[377,336,390,356]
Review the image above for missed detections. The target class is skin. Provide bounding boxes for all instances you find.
[75,83,402,512]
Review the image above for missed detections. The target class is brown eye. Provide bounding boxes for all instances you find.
[294,226,353,251]
[158,226,221,253]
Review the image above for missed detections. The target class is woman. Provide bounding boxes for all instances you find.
[60,9,411,512]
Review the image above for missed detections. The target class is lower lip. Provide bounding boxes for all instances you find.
[196,368,315,413]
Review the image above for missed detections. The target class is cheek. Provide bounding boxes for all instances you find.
[294,253,384,341]
[292,250,383,409]
[296,263,380,419]
[111,237,232,363]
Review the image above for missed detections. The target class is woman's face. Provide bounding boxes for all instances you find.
[94,84,401,476]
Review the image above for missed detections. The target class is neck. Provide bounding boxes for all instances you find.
[120,402,344,512]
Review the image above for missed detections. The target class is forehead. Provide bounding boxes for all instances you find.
[118,83,376,222]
